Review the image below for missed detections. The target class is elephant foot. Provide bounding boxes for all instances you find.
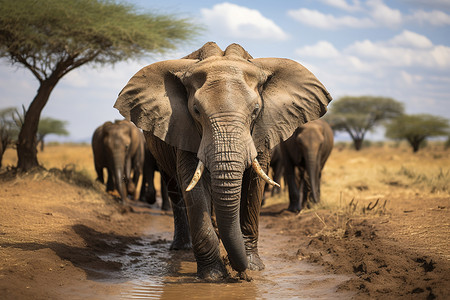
[169,239,192,250]
[161,201,171,211]
[197,260,229,282]
[287,203,301,213]
[247,252,265,271]
[140,194,156,205]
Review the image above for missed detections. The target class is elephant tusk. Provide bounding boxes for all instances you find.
[252,158,281,188]
[186,160,205,192]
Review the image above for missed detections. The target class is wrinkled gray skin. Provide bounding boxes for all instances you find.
[92,120,145,202]
[277,119,334,212]
[114,42,331,280]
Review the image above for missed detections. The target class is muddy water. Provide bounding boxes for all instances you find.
[97,208,352,300]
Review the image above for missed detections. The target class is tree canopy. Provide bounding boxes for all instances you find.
[0,0,199,80]
[385,114,449,152]
[0,0,200,171]
[325,96,404,150]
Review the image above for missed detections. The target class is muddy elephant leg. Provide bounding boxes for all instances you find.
[240,150,269,271]
[158,170,191,250]
[177,150,227,280]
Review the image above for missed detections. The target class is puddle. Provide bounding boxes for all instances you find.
[93,220,353,299]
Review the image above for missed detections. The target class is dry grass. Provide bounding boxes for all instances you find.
[1,143,162,191]
[3,141,449,207]
[265,141,450,238]
[2,142,449,240]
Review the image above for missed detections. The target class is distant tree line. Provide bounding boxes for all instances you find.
[325,96,449,152]
[0,107,69,167]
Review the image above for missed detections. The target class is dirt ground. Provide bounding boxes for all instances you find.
[0,143,449,299]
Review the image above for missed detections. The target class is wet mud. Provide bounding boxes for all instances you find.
[73,202,353,299]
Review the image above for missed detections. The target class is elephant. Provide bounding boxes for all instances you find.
[140,147,171,210]
[114,42,331,280]
[92,119,145,202]
[276,119,334,212]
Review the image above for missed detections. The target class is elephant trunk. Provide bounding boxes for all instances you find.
[113,153,127,201]
[210,156,248,272]
[305,153,320,204]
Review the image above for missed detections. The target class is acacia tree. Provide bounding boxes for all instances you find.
[325,96,404,150]
[385,114,449,152]
[0,0,199,171]
[37,117,69,151]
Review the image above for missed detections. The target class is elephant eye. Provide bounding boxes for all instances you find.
[251,104,260,119]
[193,104,200,115]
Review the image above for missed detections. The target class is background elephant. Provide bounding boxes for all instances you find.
[276,119,334,212]
[92,119,145,202]
[114,42,331,280]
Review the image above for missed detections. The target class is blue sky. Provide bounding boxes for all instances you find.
[1,0,449,142]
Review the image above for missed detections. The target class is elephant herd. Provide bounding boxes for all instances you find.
[92,42,333,280]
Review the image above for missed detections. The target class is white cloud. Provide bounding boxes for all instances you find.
[387,30,433,49]
[431,46,450,68]
[367,0,403,28]
[291,0,450,29]
[294,31,450,85]
[287,8,373,29]
[407,10,450,26]
[201,3,288,40]
[295,41,374,72]
[344,31,450,69]
[319,0,362,12]
[400,70,423,85]
[295,41,340,58]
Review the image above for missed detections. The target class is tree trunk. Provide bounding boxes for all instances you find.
[17,78,58,171]
[353,138,363,151]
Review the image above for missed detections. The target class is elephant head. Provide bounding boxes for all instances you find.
[114,42,331,272]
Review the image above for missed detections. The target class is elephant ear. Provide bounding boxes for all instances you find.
[114,59,201,153]
[250,58,332,152]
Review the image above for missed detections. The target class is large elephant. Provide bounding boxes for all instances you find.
[92,119,145,202]
[277,119,334,212]
[114,42,331,280]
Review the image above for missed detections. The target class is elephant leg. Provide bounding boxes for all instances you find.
[176,150,227,280]
[159,170,191,250]
[95,164,104,184]
[240,150,269,271]
[106,168,114,192]
[286,163,301,212]
[299,175,307,209]
[140,167,156,204]
[130,167,141,200]
[160,175,171,211]
[140,154,157,204]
